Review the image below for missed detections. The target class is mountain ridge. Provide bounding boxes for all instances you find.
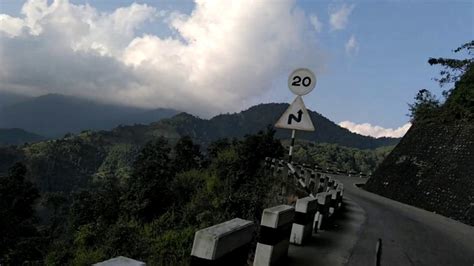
[0,93,399,149]
[0,93,179,137]
[0,128,45,146]
[161,103,399,149]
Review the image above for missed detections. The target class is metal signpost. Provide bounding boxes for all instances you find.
[275,68,316,163]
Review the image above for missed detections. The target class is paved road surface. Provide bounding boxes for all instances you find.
[288,197,365,265]
[339,176,474,266]
[288,175,474,266]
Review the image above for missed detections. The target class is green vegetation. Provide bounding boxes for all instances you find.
[163,104,399,150]
[0,163,41,265]
[288,140,394,174]
[0,129,285,265]
[409,40,474,122]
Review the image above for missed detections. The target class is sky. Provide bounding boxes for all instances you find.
[0,0,473,138]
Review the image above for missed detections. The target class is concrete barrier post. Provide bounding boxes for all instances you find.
[327,178,334,192]
[300,168,306,184]
[314,192,331,231]
[290,197,318,245]
[190,218,255,266]
[336,184,344,209]
[254,205,295,266]
[329,189,338,216]
[317,176,325,193]
[324,176,330,192]
[308,171,317,194]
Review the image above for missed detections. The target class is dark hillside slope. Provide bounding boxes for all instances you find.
[0,91,31,108]
[0,128,45,146]
[366,58,474,225]
[0,94,178,137]
[163,103,398,149]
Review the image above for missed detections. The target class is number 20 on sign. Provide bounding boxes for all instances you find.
[288,68,316,96]
[276,68,317,163]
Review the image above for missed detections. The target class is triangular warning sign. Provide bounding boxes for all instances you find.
[275,96,315,131]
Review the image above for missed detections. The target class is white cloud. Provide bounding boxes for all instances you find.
[0,0,324,117]
[345,34,359,55]
[309,14,323,33]
[329,4,354,31]
[338,121,412,138]
[0,14,25,37]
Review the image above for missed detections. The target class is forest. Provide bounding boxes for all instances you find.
[1,130,288,264]
[1,124,394,265]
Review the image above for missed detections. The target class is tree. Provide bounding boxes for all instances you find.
[69,176,122,229]
[428,40,473,91]
[207,138,231,159]
[210,127,285,220]
[0,163,41,264]
[408,41,474,122]
[408,89,440,121]
[173,136,202,172]
[123,137,175,221]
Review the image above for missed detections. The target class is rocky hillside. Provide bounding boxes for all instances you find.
[365,122,474,225]
[366,44,474,225]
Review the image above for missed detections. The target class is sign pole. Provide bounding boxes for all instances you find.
[275,68,317,198]
[288,129,296,163]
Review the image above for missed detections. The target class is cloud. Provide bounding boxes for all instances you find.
[0,0,324,116]
[345,34,359,55]
[0,14,25,37]
[329,4,354,31]
[338,121,412,138]
[309,14,323,33]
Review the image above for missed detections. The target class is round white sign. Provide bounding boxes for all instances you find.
[288,68,316,96]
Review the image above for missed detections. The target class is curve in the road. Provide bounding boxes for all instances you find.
[337,176,474,266]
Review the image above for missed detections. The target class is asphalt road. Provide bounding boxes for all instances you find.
[337,176,474,266]
[288,197,365,266]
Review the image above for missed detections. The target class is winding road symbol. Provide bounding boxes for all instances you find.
[275,96,314,131]
[288,110,303,125]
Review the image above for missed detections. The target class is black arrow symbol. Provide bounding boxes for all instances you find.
[288,109,303,124]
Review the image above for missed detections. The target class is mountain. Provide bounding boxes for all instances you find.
[0,128,45,146]
[0,93,398,148]
[162,103,399,149]
[0,101,398,192]
[0,91,31,108]
[0,94,179,137]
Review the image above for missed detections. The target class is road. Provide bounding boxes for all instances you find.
[287,196,366,266]
[338,176,474,266]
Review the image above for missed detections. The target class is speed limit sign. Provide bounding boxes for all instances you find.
[288,68,316,96]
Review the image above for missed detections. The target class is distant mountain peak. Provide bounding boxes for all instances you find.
[0,93,178,137]
[159,102,399,149]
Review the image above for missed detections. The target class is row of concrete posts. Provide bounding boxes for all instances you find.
[190,165,344,265]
